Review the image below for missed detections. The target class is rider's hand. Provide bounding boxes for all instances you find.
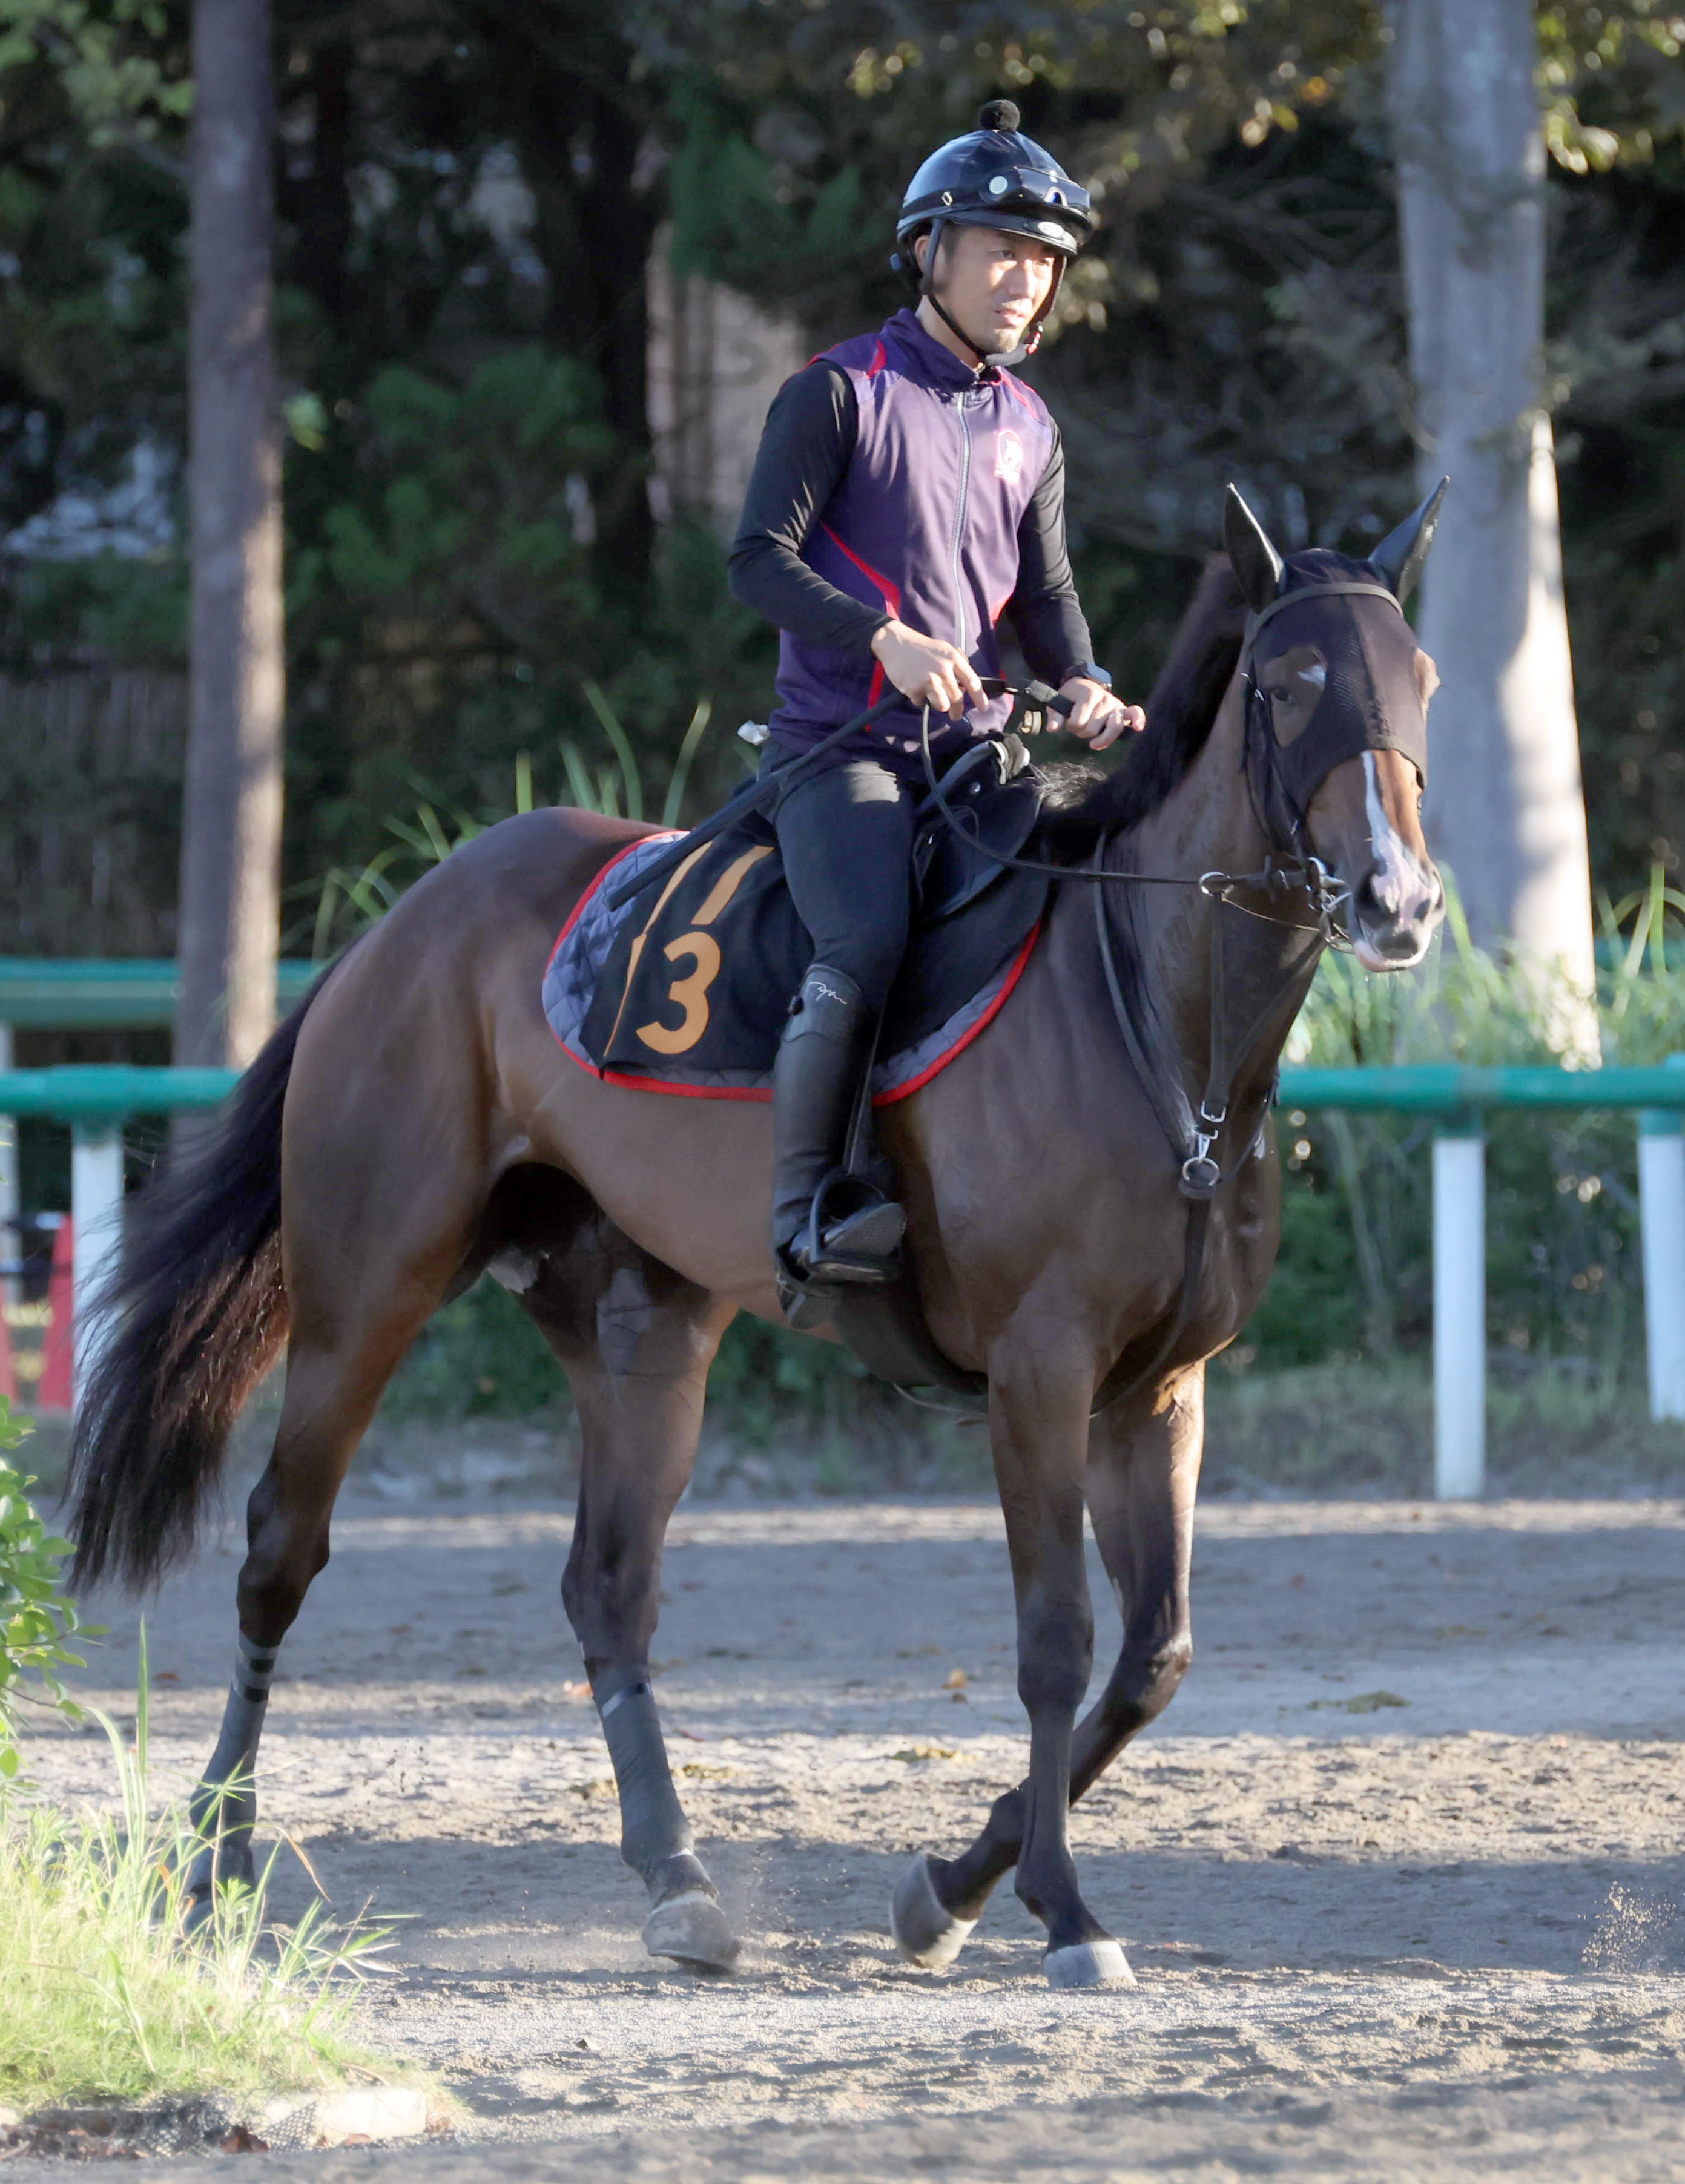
[1058,677,1146,754]
[870,619,987,720]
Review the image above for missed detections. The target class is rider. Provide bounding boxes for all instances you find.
[728,99,1144,1311]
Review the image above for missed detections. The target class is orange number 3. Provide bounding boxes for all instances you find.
[635,931,723,1056]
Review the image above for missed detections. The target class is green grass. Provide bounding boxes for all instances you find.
[0,1661,425,2117]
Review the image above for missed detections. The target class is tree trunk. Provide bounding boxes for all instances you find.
[576,84,658,605]
[177,0,283,1070]
[1387,0,1596,1020]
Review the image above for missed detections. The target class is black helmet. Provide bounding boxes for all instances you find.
[889,101,1093,364]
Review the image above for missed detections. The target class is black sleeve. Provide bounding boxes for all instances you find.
[1008,424,1096,686]
[727,362,890,654]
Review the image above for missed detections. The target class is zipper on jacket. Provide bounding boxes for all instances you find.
[950,392,974,655]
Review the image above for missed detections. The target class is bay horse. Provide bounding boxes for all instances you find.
[68,487,1445,1988]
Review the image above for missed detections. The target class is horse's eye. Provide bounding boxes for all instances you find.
[1265,685,1294,706]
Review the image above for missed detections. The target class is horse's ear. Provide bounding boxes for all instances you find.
[1224,485,1285,613]
[1370,476,1449,604]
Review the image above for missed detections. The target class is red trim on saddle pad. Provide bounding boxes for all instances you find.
[872,921,1040,1104]
[595,1068,771,1103]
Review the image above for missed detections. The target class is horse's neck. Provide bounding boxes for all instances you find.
[1116,670,1313,1090]
[1130,671,1260,892]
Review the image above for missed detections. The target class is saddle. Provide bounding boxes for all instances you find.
[544,738,1050,1107]
[541,739,1054,1401]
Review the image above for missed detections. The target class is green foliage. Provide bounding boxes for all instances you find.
[381,1274,881,1442]
[1537,4,1685,169]
[384,1277,567,1421]
[0,1395,92,1777]
[301,686,713,958]
[1251,877,1685,1374]
[0,1648,421,2110]
[291,353,612,645]
[0,1,191,145]
[704,1316,874,1449]
[0,551,186,668]
[667,81,865,292]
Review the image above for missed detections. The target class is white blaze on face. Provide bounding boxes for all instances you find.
[1361,752,1430,919]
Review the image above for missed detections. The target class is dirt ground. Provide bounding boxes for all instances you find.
[19,1484,1685,2182]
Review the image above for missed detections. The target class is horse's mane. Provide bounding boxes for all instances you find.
[1037,555,1248,854]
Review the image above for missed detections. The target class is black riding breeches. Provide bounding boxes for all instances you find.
[764,754,916,1014]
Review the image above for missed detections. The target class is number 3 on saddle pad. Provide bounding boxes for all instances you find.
[636,930,724,1055]
[607,844,773,1058]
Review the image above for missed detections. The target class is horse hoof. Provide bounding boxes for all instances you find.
[1044,1939,1135,1989]
[180,1841,254,1932]
[891,1855,977,1969]
[642,1889,740,1971]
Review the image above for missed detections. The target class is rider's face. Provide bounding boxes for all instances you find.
[916,225,1058,347]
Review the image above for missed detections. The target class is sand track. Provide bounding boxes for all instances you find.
[21,1492,1685,2179]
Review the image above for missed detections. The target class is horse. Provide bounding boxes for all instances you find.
[67,484,1446,1990]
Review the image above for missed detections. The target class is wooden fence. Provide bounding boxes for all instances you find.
[0,665,186,959]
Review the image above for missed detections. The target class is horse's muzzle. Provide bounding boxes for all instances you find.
[1348,857,1445,971]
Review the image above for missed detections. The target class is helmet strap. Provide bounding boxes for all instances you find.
[918,217,989,367]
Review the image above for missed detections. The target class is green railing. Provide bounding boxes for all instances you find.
[0,958,317,1030]
[4,1061,1685,1122]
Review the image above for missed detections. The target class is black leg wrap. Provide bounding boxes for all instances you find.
[184,1634,280,1919]
[595,1669,704,1895]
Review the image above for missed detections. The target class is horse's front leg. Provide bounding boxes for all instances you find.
[894,1366,1201,1983]
[525,1243,740,1971]
[967,1338,1129,1985]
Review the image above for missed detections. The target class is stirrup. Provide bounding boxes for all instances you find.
[778,1172,905,1310]
[803,1168,905,1284]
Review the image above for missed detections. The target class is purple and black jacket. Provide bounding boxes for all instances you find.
[728,307,1094,781]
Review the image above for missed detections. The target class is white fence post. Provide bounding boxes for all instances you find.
[1433,1122,1486,1499]
[70,1122,125,1404]
[1639,1053,1685,1424]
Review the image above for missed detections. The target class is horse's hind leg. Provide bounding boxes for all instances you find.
[515,1220,739,1970]
[894,1369,1201,1976]
[185,1107,487,1918]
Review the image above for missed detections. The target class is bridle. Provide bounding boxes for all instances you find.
[909,576,1426,1415]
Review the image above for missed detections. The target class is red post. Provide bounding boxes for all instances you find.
[38,1219,74,1415]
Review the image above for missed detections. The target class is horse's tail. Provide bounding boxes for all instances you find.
[67,962,343,1591]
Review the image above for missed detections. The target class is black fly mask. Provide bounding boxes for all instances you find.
[1224,482,1448,855]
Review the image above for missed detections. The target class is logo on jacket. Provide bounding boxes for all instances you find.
[994,429,1024,484]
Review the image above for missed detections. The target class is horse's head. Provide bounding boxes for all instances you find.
[1224,484,1448,972]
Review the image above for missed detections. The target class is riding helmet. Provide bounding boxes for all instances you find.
[889,100,1093,361]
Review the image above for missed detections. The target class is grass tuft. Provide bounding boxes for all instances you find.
[0,1659,423,2116]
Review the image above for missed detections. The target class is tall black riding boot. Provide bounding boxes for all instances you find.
[771,964,905,1298]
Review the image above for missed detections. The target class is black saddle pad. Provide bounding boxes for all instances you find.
[543,798,1049,1104]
